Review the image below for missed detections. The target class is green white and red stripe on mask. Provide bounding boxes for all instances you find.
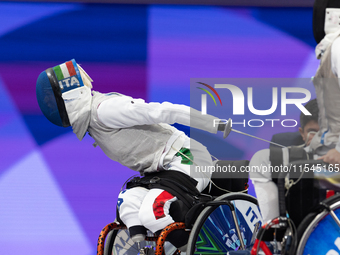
[53,59,84,92]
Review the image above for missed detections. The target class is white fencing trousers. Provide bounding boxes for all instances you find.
[117,187,149,228]
[139,189,177,233]
[249,149,283,223]
[249,147,320,223]
[118,138,213,233]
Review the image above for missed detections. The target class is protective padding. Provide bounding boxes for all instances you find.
[36,71,63,126]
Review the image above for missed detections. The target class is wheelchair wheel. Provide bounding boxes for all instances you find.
[296,194,340,255]
[186,192,262,255]
[104,228,178,255]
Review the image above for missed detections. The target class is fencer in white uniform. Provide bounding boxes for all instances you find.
[36,59,230,250]
[250,2,340,224]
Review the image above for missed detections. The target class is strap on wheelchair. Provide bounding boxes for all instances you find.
[270,146,325,226]
[270,146,313,181]
[126,170,212,209]
[270,146,312,217]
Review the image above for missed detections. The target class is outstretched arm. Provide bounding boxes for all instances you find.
[319,137,340,165]
[97,95,220,133]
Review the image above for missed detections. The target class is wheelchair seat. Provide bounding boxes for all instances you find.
[269,143,327,230]
[202,160,249,197]
[285,169,326,228]
[171,160,250,228]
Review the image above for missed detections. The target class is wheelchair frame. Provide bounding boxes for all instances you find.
[97,221,185,255]
[98,158,340,255]
[250,159,340,255]
[97,192,261,255]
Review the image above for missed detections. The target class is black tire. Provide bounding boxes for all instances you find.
[186,192,261,255]
[104,228,177,255]
[103,229,117,255]
[295,194,340,255]
[104,228,142,255]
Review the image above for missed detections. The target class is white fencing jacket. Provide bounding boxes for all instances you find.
[82,91,219,174]
[310,36,340,153]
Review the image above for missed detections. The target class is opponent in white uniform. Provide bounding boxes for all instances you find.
[250,1,340,223]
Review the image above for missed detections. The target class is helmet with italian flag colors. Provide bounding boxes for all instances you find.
[36,59,92,127]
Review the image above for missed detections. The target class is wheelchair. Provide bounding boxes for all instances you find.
[96,160,263,255]
[250,159,340,255]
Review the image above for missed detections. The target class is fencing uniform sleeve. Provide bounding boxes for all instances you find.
[331,37,340,78]
[336,137,340,153]
[97,96,219,133]
[331,37,340,152]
